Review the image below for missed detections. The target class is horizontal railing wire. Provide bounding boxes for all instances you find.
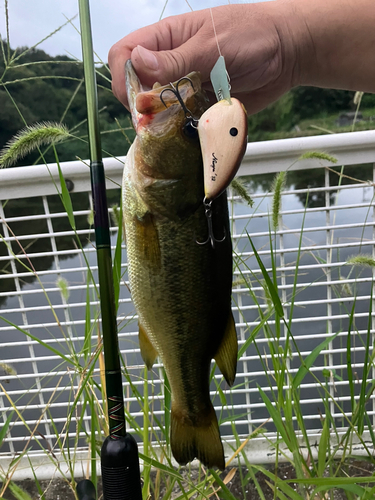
[0,130,375,473]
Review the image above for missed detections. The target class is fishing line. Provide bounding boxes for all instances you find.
[185,0,194,12]
[159,0,169,21]
[210,7,222,57]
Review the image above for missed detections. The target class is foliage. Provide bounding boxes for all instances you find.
[246,85,375,142]
[247,92,295,141]
[0,41,131,165]
[361,93,375,108]
[290,87,355,120]
[0,122,69,167]
[2,40,375,158]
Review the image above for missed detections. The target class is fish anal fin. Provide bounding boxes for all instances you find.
[214,312,238,387]
[134,212,161,269]
[171,403,225,470]
[139,322,158,370]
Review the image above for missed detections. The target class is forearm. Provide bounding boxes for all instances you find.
[286,0,375,92]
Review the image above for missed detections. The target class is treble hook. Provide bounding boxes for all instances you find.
[160,77,199,128]
[196,197,226,250]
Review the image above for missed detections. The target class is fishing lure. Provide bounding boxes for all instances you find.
[158,57,248,249]
[198,55,248,202]
[197,56,248,248]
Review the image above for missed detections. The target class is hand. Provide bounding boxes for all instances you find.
[108,2,299,115]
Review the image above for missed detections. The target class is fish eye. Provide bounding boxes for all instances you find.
[230,127,238,137]
[183,121,198,139]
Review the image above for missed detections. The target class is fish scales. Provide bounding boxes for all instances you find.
[122,60,238,469]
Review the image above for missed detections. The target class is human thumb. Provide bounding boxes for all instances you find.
[130,44,212,89]
[132,46,159,73]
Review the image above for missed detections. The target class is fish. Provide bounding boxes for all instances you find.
[122,60,238,470]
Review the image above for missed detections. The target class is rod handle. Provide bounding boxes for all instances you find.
[101,434,142,500]
[77,479,96,500]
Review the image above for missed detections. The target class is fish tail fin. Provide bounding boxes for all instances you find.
[170,402,225,470]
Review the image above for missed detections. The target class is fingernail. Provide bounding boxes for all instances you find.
[135,45,159,71]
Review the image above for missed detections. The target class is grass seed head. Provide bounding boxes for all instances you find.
[0,122,69,168]
[353,91,364,106]
[299,151,338,163]
[87,208,94,226]
[0,362,17,376]
[230,178,254,207]
[347,254,375,267]
[56,277,70,301]
[271,171,287,231]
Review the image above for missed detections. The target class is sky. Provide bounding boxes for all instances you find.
[0,0,270,63]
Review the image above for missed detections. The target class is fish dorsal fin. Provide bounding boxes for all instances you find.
[139,322,158,370]
[214,312,238,386]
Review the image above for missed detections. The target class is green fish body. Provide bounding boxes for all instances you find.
[122,60,237,469]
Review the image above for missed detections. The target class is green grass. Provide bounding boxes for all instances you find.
[2,136,375,500]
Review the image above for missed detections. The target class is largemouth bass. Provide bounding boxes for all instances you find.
[122,60,238,470]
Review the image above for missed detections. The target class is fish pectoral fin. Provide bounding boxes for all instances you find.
[138,322,158,370]
[171,402,225,470]
[133,212,161,269]
[214,312,238,387]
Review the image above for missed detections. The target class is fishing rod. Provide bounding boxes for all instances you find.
[77,1,142,499]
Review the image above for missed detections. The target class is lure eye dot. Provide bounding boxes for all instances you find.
[230,127,238,137]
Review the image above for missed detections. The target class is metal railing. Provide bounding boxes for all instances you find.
[1,129,375,479]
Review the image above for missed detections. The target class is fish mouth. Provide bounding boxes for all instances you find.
[125,59,205,132]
